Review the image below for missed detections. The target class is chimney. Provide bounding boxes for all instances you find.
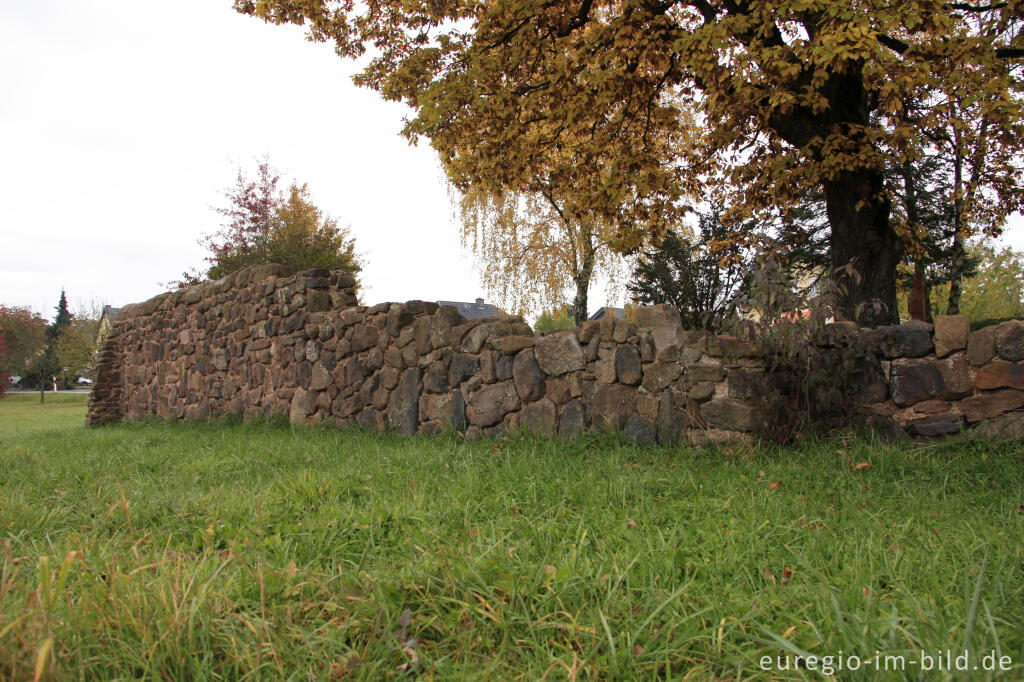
[475,298,484,305]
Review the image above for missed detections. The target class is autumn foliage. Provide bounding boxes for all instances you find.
[238,0,1023,325]
[183,161,362,288]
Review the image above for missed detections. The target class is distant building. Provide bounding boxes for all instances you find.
[96,305,121,348]
[436,298,501,320]
[588,307,628,321]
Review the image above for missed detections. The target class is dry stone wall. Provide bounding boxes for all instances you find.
[88,263,1024,443]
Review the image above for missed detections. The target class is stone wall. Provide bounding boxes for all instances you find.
[87,263,1024,443]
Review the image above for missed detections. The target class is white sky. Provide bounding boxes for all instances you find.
[1,0,490,318]
[1,1,1021,321]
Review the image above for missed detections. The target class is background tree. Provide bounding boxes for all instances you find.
[20,292,72,402]
[238,0,1024,326]
[891,74,1024,317]
[54,301,104,384]
[0,327,8,397]
[629,209,749,330]
[533,307,578,333]
[180,160,362,288]
[959,245,1024,322]
[456,185,625,325]
[0,306,48,387]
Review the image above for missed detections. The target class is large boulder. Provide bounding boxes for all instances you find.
[350,324,379,352]
[972,411,1024,441]
[960,389,1024,423]
[423,362,449,393]
[934,315,969,358]
[615,345,642,386]
[289,387,317,425]
[501,335,536,355]
[657,389,685,446]
[642,362,683,393]
[889,356,972,407]
[387,367,421,435]
[558,399,588,438]
[309,363,332,391]
[975,361,1024,391]
[592,384,638,430]
[995,320,1024,361]
[624,414,657,445]
[701,398,758,432]
[520,399,558,437]
[468,381,520,427]
[425,391,467,431]
[535,331,585,376]
[905,413,962,437]
[448,353,480,386]
[634,304,686,360]
[967,326,997,366]
[866,322,934,359]
[513,349,546,402]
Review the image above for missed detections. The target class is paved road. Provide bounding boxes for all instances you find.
[5,389,91,395]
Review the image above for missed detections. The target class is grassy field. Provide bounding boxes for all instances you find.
[0,393,1021,680]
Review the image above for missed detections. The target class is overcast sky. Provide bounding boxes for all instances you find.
[2,1,1021,321]
[1,0,490,318]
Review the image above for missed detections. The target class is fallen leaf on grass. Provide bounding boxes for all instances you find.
[852,461,871,471]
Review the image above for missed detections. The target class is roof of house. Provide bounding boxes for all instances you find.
[588,307,628,321]
[436,298,501,321]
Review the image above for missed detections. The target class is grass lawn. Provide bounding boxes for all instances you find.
[0,393,1021,680]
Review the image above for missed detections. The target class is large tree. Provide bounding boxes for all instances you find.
[237,0,1023,325]
[0,305,47,387]
[456,185,625,325]
[181,160,362,287]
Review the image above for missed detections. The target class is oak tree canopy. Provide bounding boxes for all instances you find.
[237,0,1024,324]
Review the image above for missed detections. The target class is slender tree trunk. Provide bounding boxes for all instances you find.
[947,234,965,315]
[572,278,589,326]
[918,260,933,323]
[823,169,902,326]
[571,236,597,326]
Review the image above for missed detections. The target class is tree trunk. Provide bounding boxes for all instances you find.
[39,381,45,404]
[919,260,934,323]
[823,170,902,326]
[572,278,589,327]
[571,235,597,327]
[946,233,965,316]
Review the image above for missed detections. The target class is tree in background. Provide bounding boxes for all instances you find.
[533,307,578,333]
[0,306,48,389]
[54,301,104,384]
[890,71,1024,317]
[960,245,1024,322]
[238,0,1024,325]
[180,160,362,288]
[628,208,750,331]
[0,326,9,397]
[455,185,625,325]
[896,243,1024,323]
[16,293,71,401]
